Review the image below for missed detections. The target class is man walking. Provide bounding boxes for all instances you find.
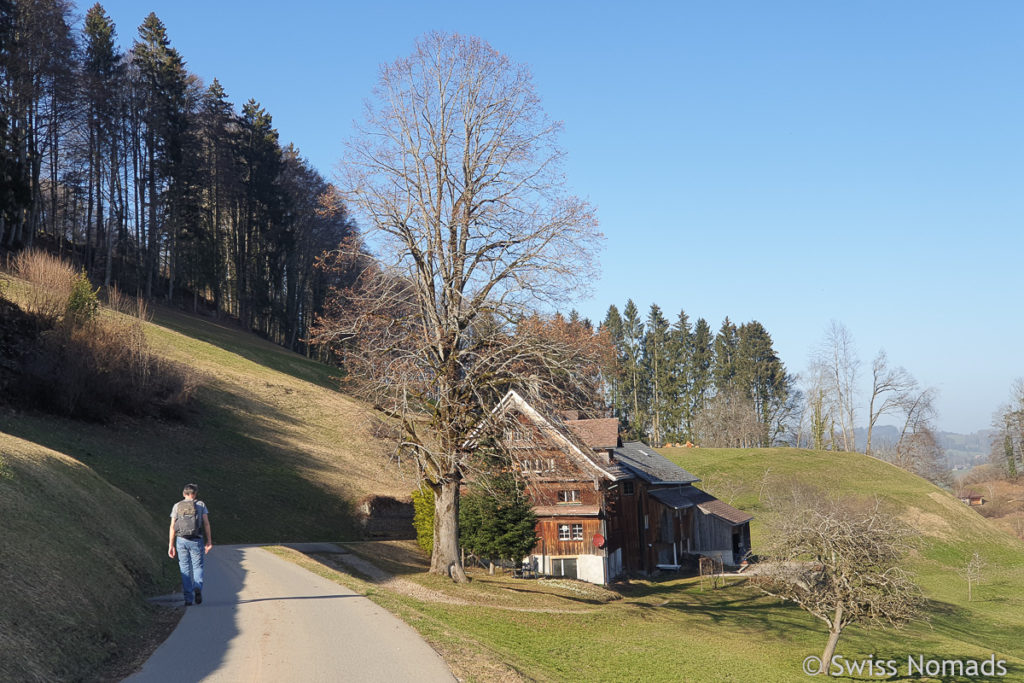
[169,483,213,606]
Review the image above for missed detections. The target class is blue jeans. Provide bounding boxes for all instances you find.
[176,536,205,603]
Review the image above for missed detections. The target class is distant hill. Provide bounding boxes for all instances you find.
[853,426,994,468]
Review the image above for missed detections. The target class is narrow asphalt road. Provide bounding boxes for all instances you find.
[126,544,456,682]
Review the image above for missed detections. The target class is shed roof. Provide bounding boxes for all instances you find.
[613,442,700,485]
[565,418,620,450]
[649,486,753,525]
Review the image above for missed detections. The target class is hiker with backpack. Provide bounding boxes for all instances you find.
[168,483,213,606]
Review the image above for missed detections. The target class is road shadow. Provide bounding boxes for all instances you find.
[126,544,248,681]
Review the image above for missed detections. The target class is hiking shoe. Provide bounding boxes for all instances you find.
[195,588,202,605]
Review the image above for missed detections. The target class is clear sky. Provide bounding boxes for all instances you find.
[95,1,1023,434]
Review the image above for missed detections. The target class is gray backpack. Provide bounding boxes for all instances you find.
[174,500,203,538]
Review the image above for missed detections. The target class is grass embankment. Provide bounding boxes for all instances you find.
[275,449,1024,682]
[0,302,412,543]
[0,434,179,681]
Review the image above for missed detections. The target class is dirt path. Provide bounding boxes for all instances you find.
[125,545,455,682]
[319,548,597,614]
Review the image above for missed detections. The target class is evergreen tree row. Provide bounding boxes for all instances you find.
[602,300,795,447]
[0,2,355,351]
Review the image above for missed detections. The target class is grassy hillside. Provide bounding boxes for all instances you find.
[660,446,1024,639]
[0,433,179,681]
[0,304,414,543]
[275,448,1024,682]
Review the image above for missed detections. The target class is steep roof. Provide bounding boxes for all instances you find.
[565,418,620,450]
[612,442,700,485]
[485,391,628,482]
[649,486,754,525]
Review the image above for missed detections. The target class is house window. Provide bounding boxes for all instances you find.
[644,514,649,530]
[572,523,583,540]
[557,490,581,504]
[518,458,557,474]
[622,481,635,495]
[557,523,584,541]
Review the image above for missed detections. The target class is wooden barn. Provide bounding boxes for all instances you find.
[491,391,753,585]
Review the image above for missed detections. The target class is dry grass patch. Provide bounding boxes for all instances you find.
[902,506,953,539]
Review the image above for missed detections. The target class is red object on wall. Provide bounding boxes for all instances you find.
[592,533,606,549]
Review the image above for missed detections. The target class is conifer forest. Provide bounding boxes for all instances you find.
[0,2,356,352]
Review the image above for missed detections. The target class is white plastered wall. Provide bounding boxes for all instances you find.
[577,554,606,584]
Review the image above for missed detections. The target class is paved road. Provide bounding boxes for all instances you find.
[126,545,456,682]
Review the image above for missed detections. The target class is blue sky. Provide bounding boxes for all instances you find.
[96,1,1023,434]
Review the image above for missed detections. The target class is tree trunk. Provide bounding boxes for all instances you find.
[819,606,844,673]
[430,475,468,583]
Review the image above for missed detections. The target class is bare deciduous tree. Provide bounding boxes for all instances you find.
[320,33,601,582]
[960,551,986,602]
[991,379,1024,479]
[866,350,915,456]
[886,386,949,485]
[756,495,922,674]
[810,321,859,451]
[691,388,763,447]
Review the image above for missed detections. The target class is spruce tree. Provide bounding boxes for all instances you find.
[83,4,121,283]
[688,318,714,440]
[459,472,537,572]
[602,305,627,422]
[736,320,793,446]
[134,13,189,298]
[668,309,693,442]
[642,304,671,446]
[713,316,739,393]
[621,299,645,440]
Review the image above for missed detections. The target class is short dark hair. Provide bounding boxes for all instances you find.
[183,483,198,496]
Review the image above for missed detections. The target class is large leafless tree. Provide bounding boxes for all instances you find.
[328,32,601,581]
[756,495,922,674]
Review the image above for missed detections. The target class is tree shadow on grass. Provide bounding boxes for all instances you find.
[495,585,611,606]
[150,306,339,391]
[914,598,1024,662]
[0,379,362,545]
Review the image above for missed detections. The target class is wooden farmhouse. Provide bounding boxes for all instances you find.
[492,391,753,585]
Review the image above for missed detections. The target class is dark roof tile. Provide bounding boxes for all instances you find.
[612,442,700,485]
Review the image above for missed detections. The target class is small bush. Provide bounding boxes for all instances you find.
[65,270,99,326]
[411,485,435,555]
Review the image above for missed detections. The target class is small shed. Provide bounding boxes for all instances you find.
[959,492,986,507]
